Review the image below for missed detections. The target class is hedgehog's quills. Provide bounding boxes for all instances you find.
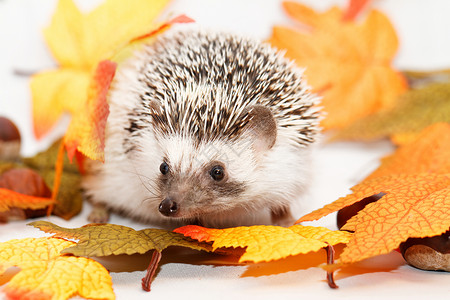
[82,28,320,228]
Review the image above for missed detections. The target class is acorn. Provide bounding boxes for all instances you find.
[400,231,450,272]
[0,116,21,161]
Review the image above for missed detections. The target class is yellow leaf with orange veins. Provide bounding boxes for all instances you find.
[0,237,114,300]
[0,188,55,212]
[268,2,407,130]
[30,69,90,138]
[175,225,351,263]
[288,225,352,245]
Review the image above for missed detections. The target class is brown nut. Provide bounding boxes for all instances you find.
[336,193,383,230]
[400,231,450,272]
[0,116,21,160]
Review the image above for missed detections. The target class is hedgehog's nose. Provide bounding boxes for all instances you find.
[158,197,179,217]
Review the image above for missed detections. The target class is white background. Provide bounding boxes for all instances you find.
[0,0,449,299]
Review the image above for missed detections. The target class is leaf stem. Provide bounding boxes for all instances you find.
[326,243,338,289]
[142,250,162,292]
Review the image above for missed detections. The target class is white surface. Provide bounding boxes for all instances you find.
[1,0,450,299]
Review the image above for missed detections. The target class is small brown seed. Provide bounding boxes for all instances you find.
[400,231,450,272]
[0,116,21,160]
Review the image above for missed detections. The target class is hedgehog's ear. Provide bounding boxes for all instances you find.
[244,105,277,152]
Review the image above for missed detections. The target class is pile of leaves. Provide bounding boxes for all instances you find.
[1,0,449,299]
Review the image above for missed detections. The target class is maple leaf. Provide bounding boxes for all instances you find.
[175,224,351,288]
[332,82,450,144]
[31,0,170,139]
[64,60,116,161]
[29,221,212,292]
[268,1,407,130]
[0,188,54,213]
[297,124,450,264]
[342,0,372,21]
[174,224,351,263]
[30,0,194,163]
[0,237,114,300]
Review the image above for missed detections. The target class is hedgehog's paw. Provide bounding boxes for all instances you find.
[270,206,295,227]
[88,202,110,223]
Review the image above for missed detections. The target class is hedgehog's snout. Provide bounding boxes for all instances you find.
[158,197,179,217]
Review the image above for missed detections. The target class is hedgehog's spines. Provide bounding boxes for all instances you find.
[129,29,319,147]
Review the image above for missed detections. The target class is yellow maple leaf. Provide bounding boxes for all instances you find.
[297,124,450,264]
[30,0,169,139]
[174,225,351,263]
[0,237,114,300]
[268,1,407,130]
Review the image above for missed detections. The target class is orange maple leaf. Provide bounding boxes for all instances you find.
[297,123,450,264]
[0,188,55,213]
[175,224,351,263]
[268,1,407,130]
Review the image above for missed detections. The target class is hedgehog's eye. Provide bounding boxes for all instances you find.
[160,162,169,175]
[210,165,224,181]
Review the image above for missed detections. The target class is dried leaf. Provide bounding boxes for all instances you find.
[0,237,114,300]
[365,123,450,179]
[333,82,450,143]
[342,0,372,21]
[297,124,450,264]
[64,60,116,162]
[298,123,450,223]
[268,1,407,130]
[340,174,450,263]
[0,188,54,213]
[30,0,171,144]
[24,139,83,220]
[174,224,351,263]
[29,221,212,257]
[30,221,212,292]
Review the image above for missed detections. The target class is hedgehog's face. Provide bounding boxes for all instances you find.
[136,104,278,222]
[154,136,256,221]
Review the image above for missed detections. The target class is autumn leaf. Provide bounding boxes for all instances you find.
[64,60,116,161]
[365,123,450,179]
[174,224,351,263]
[297,124,450,264]
[23,139,83,220]
[31,0,170,139]
[342,0,372,21]
[268,1,407,130]
[0,237,114,300]
[332,82,450,144]
[0,188,54,213]
[29,221,212,292]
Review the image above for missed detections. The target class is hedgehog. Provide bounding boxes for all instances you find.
[82,28,320,228]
